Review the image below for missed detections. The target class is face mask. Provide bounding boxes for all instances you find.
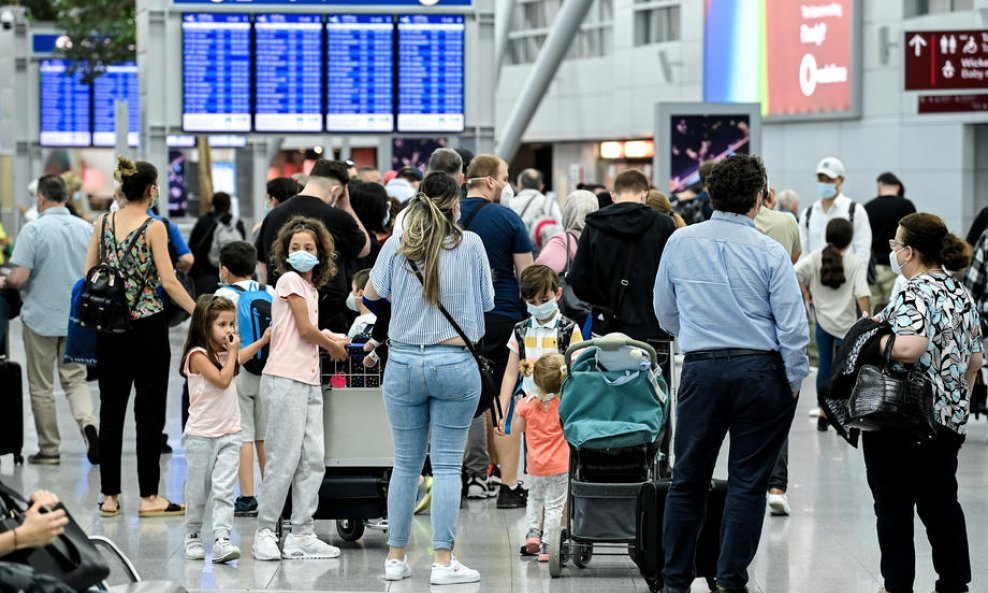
[816,182,838,200]
[287,250,319,273]
[889,247,904,275]
[346,293,359,312]
[383,208,391,228]
[527,298,558,320]
[500,182,514,204]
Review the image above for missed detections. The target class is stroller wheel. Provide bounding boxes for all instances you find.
[336,518,365,542]
[547,526,566,578]
[572,543,592,568]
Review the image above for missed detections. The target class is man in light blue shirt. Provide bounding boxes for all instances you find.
[653,154,808,593]
[0,175,99,466]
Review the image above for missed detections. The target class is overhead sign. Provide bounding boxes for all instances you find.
[905,30,988,91]
[172,0,471,4]
[918,94,988,113]
[705,0,859,120]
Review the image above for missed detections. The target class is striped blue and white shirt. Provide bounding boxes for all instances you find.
[370,232,495,345]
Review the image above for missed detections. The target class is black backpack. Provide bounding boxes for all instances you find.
[79,214,153,334]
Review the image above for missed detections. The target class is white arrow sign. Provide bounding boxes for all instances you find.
[909,34,928,57]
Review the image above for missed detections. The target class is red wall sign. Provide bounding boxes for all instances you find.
[765,0,855,116]
[918,94,988,113]
[905,30,988,91]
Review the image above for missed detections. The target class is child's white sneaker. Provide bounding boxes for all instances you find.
[212,537,241,564]
[431,557,480,585]
[384,557,412,581]
[184,533,205,561]
[282,533,341,559]
[251,528,281,561]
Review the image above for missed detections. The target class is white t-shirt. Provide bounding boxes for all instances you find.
[795,248,870,339]
[798,194,872,263]
[347,312,377,338]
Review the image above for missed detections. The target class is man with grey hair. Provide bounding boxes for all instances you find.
[426,147,464,185]
[777,189,799,217]
[504,168,562,255]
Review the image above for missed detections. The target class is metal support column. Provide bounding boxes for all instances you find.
[494,0,514,79]
[495,0,594,163]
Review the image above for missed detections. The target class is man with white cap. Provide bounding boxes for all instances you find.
[798,157,871,262]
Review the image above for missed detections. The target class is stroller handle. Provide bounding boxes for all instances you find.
[564,337,658,369]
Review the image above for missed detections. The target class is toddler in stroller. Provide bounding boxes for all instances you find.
[545,334,670,578]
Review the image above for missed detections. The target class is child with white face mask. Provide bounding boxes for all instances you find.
[345,268,377,339]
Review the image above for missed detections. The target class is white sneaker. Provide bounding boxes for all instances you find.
[384,557,412,581]
[768,493,791,516]
[465,476,488,499]
[282,533,341,559]
[185,533,205,561]
[431,557,480,585]
[251,528,282,561]
[212,537,241,564]
[809,407,822,418]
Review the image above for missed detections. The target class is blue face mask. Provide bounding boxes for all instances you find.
[816,182,838,200]
[287,250,319,273]
[527,298,558,321]
[383,208,391,228]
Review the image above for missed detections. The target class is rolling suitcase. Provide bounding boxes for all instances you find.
[635,478,727,593]
[0,356,24,465]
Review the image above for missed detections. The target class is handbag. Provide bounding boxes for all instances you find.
[0,482,109,591]
[847,333,937,441]
[78,214,153,334]
[408,260,502,425]
[559,232,591,324]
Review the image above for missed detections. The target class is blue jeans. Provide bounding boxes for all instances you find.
[384,343,481,551]
[662,352,797,592]
[816,324,844,407]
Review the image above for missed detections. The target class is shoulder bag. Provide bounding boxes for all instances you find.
[559,231,592,325]
[847,332,938,441]
[408,259,501,425]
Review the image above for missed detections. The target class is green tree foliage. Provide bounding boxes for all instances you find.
[21,0,58,22]
[52,0,136,83]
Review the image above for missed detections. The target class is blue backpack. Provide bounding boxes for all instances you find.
[228,282,273,375]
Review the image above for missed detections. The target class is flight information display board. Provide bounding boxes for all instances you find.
[326,15,395,132]
[182,13,252,132]
[39,59,91,147]
[397,14,465,132]
[254,14,323,132]
[93,62,140,147]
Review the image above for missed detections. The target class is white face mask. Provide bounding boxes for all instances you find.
[346,292,360,312]
[889,247,904,275]
[501,183,515,203]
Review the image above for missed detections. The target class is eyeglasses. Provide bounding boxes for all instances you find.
[888,239,905,250]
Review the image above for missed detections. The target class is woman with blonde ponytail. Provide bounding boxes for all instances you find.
[364,172,494,585]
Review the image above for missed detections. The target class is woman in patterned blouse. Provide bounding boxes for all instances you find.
[869,213,982,593]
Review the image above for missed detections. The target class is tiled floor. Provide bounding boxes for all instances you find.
[5,317,988,593]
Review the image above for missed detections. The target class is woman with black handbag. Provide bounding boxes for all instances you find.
[363,172,494,585]
[867,213,982,593]
[83,156,195,519]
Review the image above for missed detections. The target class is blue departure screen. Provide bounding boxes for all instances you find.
[254,14,323,132]
[39,59,91,147]
[326,15,394,132]
[397,14,464,132]
[93,62,139,147]
[182,13,251,132]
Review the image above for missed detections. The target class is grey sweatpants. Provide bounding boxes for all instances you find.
[184,432,242,540]
[255,376,325,536]
[463,415,489,477]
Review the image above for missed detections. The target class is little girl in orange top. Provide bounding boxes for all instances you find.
[181,294,269,564]
[515,352,569,562]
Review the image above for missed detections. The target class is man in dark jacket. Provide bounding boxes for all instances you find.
[188,192,246,297]
[570,169,676,342]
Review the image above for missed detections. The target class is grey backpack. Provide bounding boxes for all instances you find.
[208,217,241,268]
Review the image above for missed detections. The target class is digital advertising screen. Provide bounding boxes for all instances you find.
[93,62,140,147]
[396,14,465,133]
[39,59,91,147]
[704,0,859,120]
[326,14,395,133]
[254,14,324,133]
[182,13,252,133]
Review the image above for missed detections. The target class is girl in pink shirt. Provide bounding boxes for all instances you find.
[180,295,268,564]
[514,353,569,562]
[252,216,350,562]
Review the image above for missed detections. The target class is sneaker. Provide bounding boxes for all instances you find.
[487,466,502,497]
[185,533,205,561]
[234,496,258,517]
[251,528,281,561]
[414,476,434,514]
[83,425,100,465]
[430,557,480,585]
[496,484,528,509]
[384,557,412,581]
[519,544,537,557]
[809,407,822,418]
[212,537,241,564]
[525,536,541,556]
[282,533,341,560]
[160,433,172,454]
[465,475,489,499]
[27,452,60,465]
[767,493,791,516]
[537,542,549,563]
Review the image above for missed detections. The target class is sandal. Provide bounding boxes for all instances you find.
[99,498,121,518]
[138,500,185,518]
